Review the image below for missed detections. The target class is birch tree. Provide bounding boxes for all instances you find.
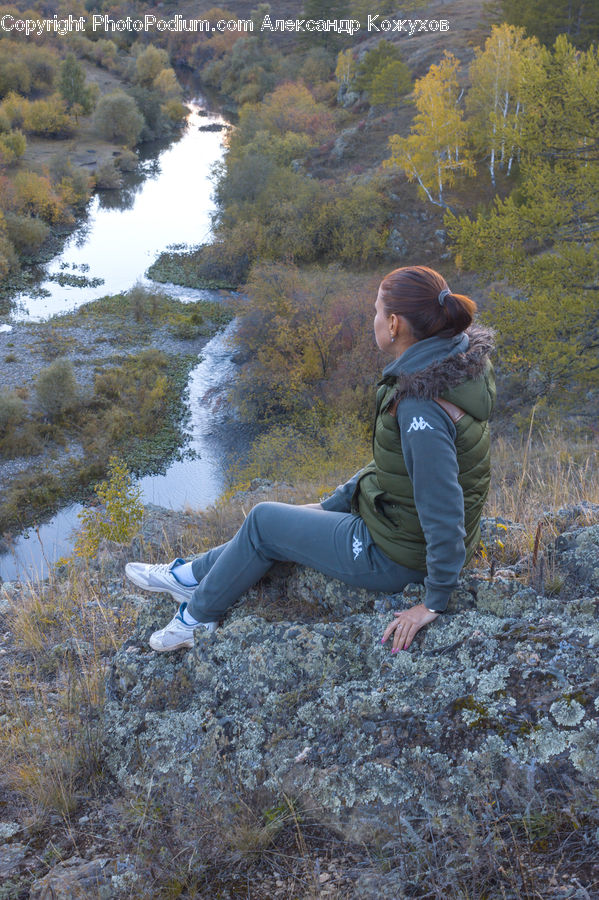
[383,52,475,208]
[446,35,599,401]
[335,48,356,87]
[466,24,540,185]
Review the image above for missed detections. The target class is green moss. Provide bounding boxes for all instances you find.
[452,694,501,730]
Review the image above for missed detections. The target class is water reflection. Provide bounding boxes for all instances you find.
[10,99,228,321]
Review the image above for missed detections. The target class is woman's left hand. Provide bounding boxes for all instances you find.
[381,603,439,652]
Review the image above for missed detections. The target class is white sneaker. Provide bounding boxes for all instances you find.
[125,558,196,604]
[149,602,218,652]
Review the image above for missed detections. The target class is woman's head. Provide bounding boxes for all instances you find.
[377,265,477,343]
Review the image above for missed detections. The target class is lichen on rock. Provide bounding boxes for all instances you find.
[103,515,599,843]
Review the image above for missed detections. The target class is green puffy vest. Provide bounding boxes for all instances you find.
[350,360,495,572]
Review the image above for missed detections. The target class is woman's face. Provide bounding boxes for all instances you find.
[374,286,394,353]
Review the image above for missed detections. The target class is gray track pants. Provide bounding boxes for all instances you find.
[188,501,425,623]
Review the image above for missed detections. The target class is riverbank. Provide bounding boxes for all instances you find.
[0,288,234,540]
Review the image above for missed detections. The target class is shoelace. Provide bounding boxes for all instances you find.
[147,563,173,577]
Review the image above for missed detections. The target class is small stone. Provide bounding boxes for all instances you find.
[0,842,29,877]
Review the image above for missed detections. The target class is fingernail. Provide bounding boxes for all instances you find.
[391,648,398,654]
[381,638,385,644]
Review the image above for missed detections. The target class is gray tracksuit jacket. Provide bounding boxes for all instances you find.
[321,327,495,611]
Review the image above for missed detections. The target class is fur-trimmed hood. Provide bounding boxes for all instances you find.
[380,325,496,421]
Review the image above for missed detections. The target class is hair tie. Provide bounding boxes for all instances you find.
[438,288,451,306]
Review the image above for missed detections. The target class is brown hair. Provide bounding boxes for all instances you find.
[379,265,477,340]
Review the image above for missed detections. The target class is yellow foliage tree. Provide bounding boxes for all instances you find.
[12,170,70,225]
[0,91,26,129]
[22,94,73,137]
[135,45,169,87]
[73,457,143,559]
[335,48,356,86]
[237,81,336,145]
[231,262,347,420]
[384,52,475,208]
[153,68,182,100]
[0,129,26,166]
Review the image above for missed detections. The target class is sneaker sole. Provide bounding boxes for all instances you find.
[149,636,194,652]
[125,564,192,604]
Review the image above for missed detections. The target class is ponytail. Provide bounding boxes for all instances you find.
[379,265,476,340]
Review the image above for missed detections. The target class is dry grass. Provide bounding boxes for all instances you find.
[0,568,137,825]
[488,430,599,526]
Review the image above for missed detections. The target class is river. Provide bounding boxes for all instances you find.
[0,94,242,582]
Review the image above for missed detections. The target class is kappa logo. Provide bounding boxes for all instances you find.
[407,416,434,433]
[352,536,363,560]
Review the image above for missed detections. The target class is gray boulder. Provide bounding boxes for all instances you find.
[29,856,139,899]
[555,522,599,592]
[104,559,599,843]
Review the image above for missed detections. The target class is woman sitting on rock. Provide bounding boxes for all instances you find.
[126,265,495,653]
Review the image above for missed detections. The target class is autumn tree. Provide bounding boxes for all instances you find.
[199,29,283,105]
[0,54,31,98]
[0,129,26,166]
[229,261,376,422]
[152,68,182,100]
[0,42,58,99]
[22,95,73,137]
[466,23,539,184]
[4,211,49,255]
[135,45,169,87]
[234,81,336,146]
[384,52,475,207]
[11,170,70,225]
[446,35,599,402]
[335,48,356,87]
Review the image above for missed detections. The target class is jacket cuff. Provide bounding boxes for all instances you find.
[320,491,348,512]
[424,587,451,613]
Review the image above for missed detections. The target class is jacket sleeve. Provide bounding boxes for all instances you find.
[397,399,466,612]
[320,465,372,513]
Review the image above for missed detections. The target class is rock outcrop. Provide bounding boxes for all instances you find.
[103,515,599,844]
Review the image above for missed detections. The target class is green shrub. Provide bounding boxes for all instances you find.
[126,282,161,322]
[93,91,144,146]
[0,390,26,430]
[73,456,143,558]
[35,357,78,418]
[115,149,138,172]
[4,212,49,256]
[0,128,26,164]
[94,160,122,190]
